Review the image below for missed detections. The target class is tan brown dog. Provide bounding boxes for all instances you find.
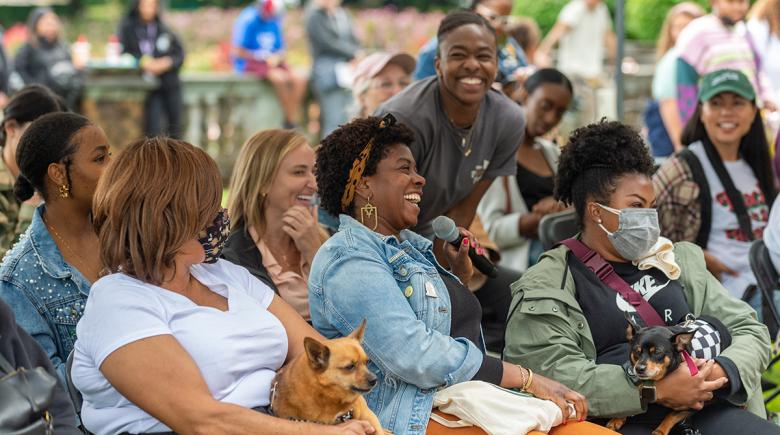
[270,320,387,433]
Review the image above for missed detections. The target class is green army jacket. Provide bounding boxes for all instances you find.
[503,241,770,418]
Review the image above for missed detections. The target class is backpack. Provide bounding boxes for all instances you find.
[644,99,675,158]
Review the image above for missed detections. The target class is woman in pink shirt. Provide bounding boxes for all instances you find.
[223,129,326,320]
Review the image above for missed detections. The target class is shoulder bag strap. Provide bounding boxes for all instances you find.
[559,239,666,326]
[502,176,512,214]
[0,352,15,375]
[701,138,755,241]
[678,148,712,248]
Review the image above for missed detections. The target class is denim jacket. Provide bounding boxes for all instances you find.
[308,215,483,435]
[0,205,91,384]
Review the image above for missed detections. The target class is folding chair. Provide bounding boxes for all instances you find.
[746,240,780,411]
[65,350,83,419]
[538,209,579,251]
[749,240,780,336]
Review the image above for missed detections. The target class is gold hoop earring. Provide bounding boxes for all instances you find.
[58,184,70,199]
[359,193,378,231]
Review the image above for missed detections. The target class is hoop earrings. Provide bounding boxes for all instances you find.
[58,184,70,199]
[359,193,378,231]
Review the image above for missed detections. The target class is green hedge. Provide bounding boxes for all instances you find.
[513,0,709,42]
[626,0,708,41]
[513,0,614,36]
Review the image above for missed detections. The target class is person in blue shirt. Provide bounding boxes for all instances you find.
[232,0,307,129]
[413,0,528,92]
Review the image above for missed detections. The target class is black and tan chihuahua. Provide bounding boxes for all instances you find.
[606,319,696,435]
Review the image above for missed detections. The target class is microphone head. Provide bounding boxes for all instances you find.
[432,216,459,243]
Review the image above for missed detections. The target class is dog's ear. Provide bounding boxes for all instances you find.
[349,319,367,343]
[624,312,641,341]
[304,337,331,371]
[672,330,695,353]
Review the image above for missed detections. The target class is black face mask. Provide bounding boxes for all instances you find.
[198,208,230,264]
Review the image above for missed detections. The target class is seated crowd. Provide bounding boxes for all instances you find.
[2,7,780,435]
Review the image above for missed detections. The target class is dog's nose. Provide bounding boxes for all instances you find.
[635,363,647,375]
[367,374,377,387]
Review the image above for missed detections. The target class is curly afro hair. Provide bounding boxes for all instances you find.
[316,116,415,217]
[554,120,654,225]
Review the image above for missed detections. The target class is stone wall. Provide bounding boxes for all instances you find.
[82,72,284,181]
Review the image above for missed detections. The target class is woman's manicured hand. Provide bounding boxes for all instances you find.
[442,227,480,285]
[526,372,588,423]
[282,205,323,264]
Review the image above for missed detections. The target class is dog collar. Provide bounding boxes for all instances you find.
[682,349,698,376]
[270,408,355,425]
[268,381,355,424]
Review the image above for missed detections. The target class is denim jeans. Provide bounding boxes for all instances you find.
[316,87,352,138]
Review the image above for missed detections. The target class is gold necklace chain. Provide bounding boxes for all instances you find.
[450,108,481,157]
[44,217,98,278]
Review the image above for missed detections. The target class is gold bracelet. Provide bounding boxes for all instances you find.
[523,368,534,391]
[517,365,527,388]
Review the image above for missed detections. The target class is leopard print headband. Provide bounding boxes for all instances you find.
[340,114,397,211]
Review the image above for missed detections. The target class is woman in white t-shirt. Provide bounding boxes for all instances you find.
[71,137,375,435]
[654,69,777,299]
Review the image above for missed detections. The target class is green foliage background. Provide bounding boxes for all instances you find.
[1,0,714,43]
[625,0,709,41]
[513,0,710,42]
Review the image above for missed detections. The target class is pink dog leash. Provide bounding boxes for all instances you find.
[682,349,699,376]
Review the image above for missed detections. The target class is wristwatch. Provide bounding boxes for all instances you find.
[639,382,657,410]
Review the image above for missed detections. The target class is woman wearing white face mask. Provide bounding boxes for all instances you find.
[504,120,775,434]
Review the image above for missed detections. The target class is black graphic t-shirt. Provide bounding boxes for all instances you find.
[569,252,742,427]
[569,255,690,365]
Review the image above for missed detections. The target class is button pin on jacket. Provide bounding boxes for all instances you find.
[425,281,437,298]
[404,286,414,298]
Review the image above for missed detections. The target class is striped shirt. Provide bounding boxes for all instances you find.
[675,15,775,122]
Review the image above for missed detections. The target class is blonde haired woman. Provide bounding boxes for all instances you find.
[648,2,704,158]
[223,129,324,320]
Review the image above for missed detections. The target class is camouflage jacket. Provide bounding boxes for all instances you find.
[0,161,33,259]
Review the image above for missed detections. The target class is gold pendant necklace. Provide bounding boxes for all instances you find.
[462,135,472,157]
[451,108,479,157]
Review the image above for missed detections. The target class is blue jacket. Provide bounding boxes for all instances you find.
[308,215,483,434]
[0,205,91,385]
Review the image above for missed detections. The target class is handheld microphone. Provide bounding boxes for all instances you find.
[432,216,498,278]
